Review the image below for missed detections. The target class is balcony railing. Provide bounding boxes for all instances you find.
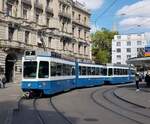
[22,0,32,6]
[59,11,71,20]
[72,19,90,29]
[0,39,35,50]
[60,31,73,41]
[59,0,70,6]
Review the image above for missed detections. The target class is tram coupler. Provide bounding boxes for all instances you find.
[22,91,34,99]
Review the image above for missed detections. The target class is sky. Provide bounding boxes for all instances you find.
[76,0,150,34]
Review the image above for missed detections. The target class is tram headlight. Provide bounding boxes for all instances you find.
[28,83,31,87]
[42,82,46,86]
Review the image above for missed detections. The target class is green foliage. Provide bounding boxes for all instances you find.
[91,28,118,64]
[95,50,109,64]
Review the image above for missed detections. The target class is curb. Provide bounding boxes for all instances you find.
[113,88,147,109]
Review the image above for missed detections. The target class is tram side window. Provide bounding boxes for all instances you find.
[125,69,128,75]
[114,68,117,75]
[95,67,100,75]
[108,68,112,76]
[91,67,95,75]
[51,62,74,76]
[72,67,75,75]
[63,64,72,76]
[81,66,87,75]
[39,61,49,78]
[51,62,57,76]
[56,63,62,76]
[101,68,107,75]
[87,67,91,75]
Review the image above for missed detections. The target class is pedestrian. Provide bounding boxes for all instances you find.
[135,73,140,91]
[2,75,6,88]
[0,78,2,88]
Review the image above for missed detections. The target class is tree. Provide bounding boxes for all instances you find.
[91,28,118,64]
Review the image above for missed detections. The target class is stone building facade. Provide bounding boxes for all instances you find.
[0,0,91,83]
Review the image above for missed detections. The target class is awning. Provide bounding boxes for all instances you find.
[127,57,150,66]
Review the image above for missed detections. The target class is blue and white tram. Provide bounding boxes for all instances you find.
[76,63,106,87]
[21,51,76,95]
[21,50,135,95]
[105,64,135,84]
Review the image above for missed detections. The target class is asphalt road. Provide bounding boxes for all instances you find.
[11,85,150,124]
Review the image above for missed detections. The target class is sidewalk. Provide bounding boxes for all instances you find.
[0,83,22,124]
[114,82,150,108]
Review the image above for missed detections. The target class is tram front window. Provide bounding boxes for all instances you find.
[23,61,37,78]
[38,61,49,78]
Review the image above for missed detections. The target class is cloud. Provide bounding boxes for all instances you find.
[75,0,103,10]
[119,17,150,29]
[116,0,150,30]
[90,24,101,33]
[117,0,150,17]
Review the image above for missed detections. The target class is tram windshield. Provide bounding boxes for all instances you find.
[23,61,37,78]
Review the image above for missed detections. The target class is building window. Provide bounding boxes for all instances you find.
[23,8,27,19]
[72,27,75,36]
[62,5,65,12]
[84,46,86,55]
[127,55,131,59]
[72,11,75,19]
[48,37,52,48]
[7,4,12,16]
[117,62,121,64]
[116,48,121,53]
[8,27,14,41]
[61,22,65,32]
[46,17,50,26]
[63,41,66,50]
[127,48,131,53]
[116,42,121,46]
[72,43,75,52]
[116,55,121,60]
[78,29,81,38]
[25,31,29,44]
[35,13,39,23]
[46,0,50,6]
[127,41,131,46]
[137,48,144,57]
[78,14,81,22]
[117,35,121,39]
[84,17,86,25]
[137,41,142,45]
[78,44,81,54]
[84,31,86,40]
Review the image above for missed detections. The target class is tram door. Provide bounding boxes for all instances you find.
[5,54,16,82]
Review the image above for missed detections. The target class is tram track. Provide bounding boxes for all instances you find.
[103,88,150,118]
[12,96,74,124]
[49,97,73,124]
[33,98,46,124]
[90,87,149,124]
[12,98,46,124]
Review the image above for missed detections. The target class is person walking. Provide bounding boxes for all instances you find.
[0,78,2,88]
[2,75,6,88]
[135,73,140,91]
